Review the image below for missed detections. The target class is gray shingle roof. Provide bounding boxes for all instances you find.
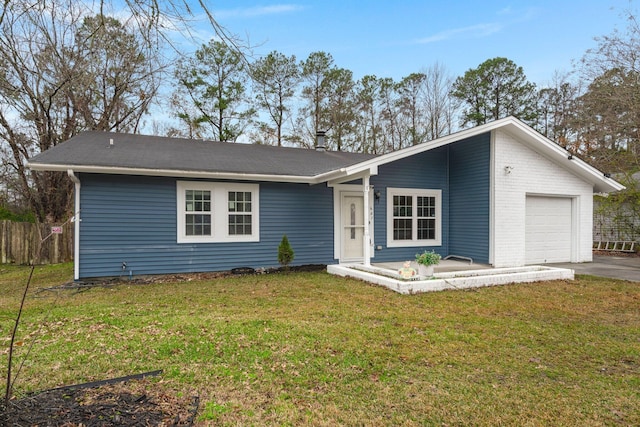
[28,131,377,179]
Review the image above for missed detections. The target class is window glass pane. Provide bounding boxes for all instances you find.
[185,214,211,236]
[228,191,252,213]
[229,214,252,235]
[417,196,435,218]
[418,218,435,240]
[393,195,412,217]
[186,190,211,212]
[393,218,412,240]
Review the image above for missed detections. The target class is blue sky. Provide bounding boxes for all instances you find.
[194,0,632,86]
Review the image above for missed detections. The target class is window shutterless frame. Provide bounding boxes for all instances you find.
[386,188,441,247]
[177,181,259,243]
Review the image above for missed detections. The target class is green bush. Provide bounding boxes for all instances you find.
[277,234,294,268]
[0,206,35,223]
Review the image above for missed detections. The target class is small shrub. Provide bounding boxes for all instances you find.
[278,234,294,268]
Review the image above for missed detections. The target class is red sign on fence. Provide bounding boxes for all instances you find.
[51,226,63,234]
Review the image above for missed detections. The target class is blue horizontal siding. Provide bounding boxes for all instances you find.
[77,134,492,278]
[78,174,334,278]
[370,146,450,262]
[448,134,490,263]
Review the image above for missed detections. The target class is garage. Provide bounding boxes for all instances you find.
[525,196,573,264]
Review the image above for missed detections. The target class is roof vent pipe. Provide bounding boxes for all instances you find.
[109,138,114,148]
[316,130,326,152]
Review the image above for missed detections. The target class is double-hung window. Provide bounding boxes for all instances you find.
[177,181,259,243]
[387,188,441,247]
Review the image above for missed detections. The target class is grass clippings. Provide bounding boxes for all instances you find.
[1,263,639,426]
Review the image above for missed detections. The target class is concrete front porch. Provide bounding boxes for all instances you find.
[327,259,574,294]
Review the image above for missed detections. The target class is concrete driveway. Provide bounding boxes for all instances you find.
[548,255,640,282]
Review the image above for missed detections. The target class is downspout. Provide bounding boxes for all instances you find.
[67,169,81,281]
[363,174,371,266]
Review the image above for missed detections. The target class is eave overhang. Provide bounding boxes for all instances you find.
[27,162,351,185]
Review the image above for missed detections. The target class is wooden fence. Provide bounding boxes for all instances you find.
[0,221,74,265]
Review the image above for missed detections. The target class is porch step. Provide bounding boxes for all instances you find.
[593,241,637,252]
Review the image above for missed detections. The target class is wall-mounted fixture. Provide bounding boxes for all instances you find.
[374,190,381,202]
[504,165,513,175]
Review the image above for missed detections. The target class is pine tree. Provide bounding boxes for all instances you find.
[277,234,294,268]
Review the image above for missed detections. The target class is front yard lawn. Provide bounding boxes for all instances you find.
[1,263,639,425]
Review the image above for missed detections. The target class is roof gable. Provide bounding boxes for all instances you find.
[337,117,624,193]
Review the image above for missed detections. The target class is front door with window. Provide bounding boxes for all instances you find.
[341,193,364,261]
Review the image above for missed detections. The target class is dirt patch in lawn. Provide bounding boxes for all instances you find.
[1,377,198,426]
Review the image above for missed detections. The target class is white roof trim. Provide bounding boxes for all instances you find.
[334,117,625,194]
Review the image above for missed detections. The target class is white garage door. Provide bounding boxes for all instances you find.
[525,196,573,264]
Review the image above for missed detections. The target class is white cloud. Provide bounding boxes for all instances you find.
[415,23,503,44]
[214,4,304,20]
[499,6,539,21]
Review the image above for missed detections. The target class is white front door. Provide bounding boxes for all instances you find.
[341,193,364,261]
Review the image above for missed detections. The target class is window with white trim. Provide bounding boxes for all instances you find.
[177,181,259,243]
[387,188,441,247]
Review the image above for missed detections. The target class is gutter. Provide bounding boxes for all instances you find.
[28,163,334,185]
[67,169,81,281]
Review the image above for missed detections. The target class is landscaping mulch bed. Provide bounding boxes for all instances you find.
[1,377,198,426]
[38,264,328,293]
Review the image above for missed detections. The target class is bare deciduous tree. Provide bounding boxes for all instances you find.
[572,8,640,172]
[536,71,580,146]
[377,77,401,152]
[0,0,238,221]
[397,73,427,146]
[423,62,458,140]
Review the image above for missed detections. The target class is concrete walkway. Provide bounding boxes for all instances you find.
[547,255,640,282]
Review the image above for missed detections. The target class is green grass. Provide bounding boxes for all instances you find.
[1,263,639,426]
